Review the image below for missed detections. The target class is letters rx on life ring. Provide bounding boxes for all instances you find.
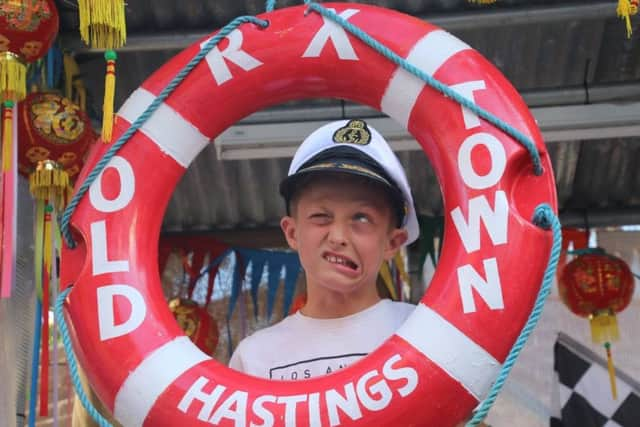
[61,3,556,426]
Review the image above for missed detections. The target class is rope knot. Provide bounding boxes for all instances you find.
[532,203,554,230]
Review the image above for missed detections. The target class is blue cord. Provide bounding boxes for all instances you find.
[266,0,276,12]
[47,48,55,89]
[303,1,542,176]
[465,204,562,426]
[60,15,268,249]
[27,299,42,427]
[55,287,113,427]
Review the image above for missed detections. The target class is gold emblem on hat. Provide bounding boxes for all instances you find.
[333,119,371,145]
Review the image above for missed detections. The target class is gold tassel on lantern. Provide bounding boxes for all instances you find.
[77,0,126,143]
[78,0,127,50]
[589,309,620,399]
[29,160,70,209]
[589,308,620,344]
[0,53,27,103]
[2,101,13,172]
[101,50,117,142]
[604,342,618,400]
[617,0,638,38]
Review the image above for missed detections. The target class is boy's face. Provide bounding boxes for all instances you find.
[280,175,408,298]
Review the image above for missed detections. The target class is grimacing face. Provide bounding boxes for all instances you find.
[281,175,407,301]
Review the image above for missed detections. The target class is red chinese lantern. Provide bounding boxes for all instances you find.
[559,249,635,398]
[0,0,59,102]
[169,298,220,355]
[18,92,95,204]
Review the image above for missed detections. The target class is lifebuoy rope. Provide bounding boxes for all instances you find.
[467,204,561,425]
[55,286,112,427]
[55,2,561,426]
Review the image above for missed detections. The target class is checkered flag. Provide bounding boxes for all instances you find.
[550,333,640,427]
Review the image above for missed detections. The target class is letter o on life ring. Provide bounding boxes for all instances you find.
[61,4,556,427]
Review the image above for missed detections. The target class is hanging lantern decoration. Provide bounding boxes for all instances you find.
[559,249,635,399]
[169,298,220,355]
[0,0,59,102]
[17,91,95,416]
[77,0,127,142]
[617,0,638,38]
[0,0,58,299]
[18,92,95,200]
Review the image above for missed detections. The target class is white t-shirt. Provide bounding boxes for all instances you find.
[228,299,415,380]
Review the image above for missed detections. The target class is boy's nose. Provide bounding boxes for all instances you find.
[327,222,348,247]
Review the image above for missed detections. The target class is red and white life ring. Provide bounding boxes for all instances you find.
[61,3,556,426]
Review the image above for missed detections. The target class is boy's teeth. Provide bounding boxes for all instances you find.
[327,255,345,265]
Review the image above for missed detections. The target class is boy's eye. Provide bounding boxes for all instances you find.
[309,212,330,222]
[354,213,372,223]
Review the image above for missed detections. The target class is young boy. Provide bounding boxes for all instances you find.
[229,119,419,380]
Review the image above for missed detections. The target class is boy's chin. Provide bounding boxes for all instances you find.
[313,280,374,296]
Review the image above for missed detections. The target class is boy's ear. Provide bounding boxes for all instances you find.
[280,215,299,250]
[383,228,408,260]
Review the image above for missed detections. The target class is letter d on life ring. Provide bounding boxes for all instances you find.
[61,3,556,426]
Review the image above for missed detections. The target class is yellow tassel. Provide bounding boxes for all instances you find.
[76,83,87,112]
[29,160,70,208]
[617,0,638,38]
[63,53,79,101]
[0,52,27,103]
[78,0,127,50]
[393,252,410,284]
[101,50,117,143]
[604,342,618,400]
[589,309,620,344]
[2,101,14,172]
[43,201,53,268]
[379,261,398,300]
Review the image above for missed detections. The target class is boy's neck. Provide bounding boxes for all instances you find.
[300,288,381,319]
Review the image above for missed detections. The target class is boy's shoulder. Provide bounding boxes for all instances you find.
[378,299,415,321]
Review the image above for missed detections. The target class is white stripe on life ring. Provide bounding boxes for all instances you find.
[114,336,211,427]
[118,88,210,168]
[381,30,470,129]
[395,304,500,401]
